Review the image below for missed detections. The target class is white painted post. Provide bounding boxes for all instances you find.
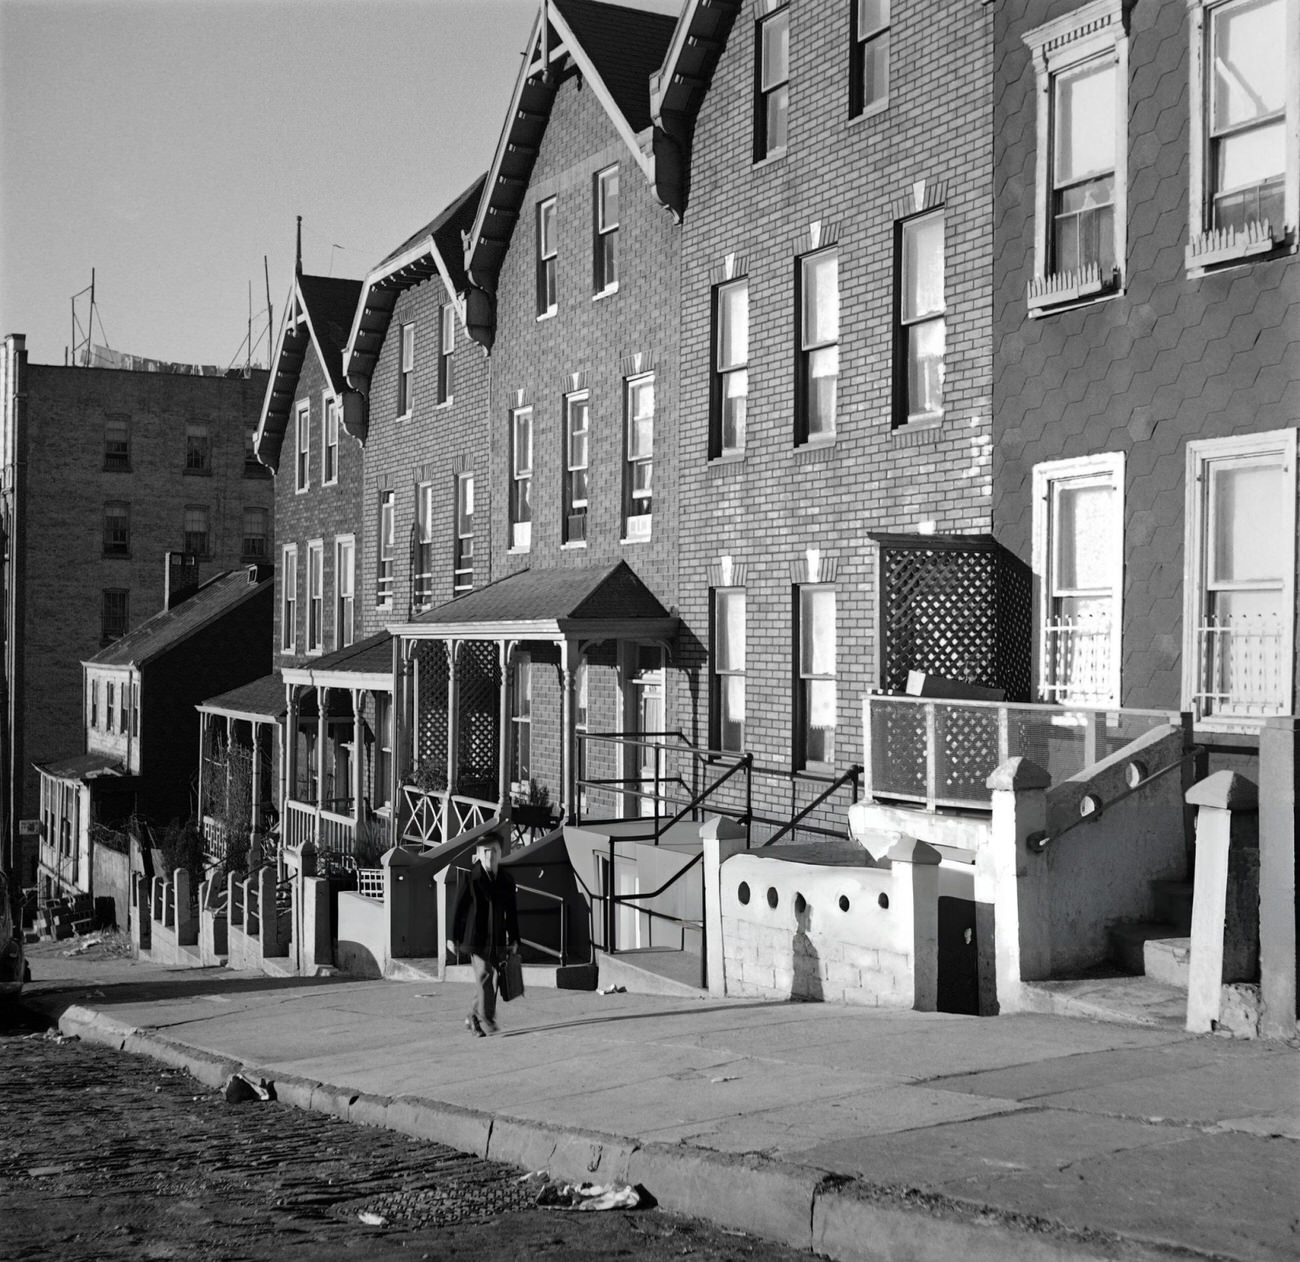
[887,835,942,1010]
[983,757,1052,1013]
[1186,771,1259,1034]
[701,817,748,996]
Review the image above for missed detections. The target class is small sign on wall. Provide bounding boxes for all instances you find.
[17,819,42,838]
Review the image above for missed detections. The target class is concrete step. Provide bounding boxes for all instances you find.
[595,947,708,998]
[1144,935,1191,989]
[1108,921,1184,977]
[385,957,598,990]
[1150,879,1193,934]
[1019,975,1186,1029]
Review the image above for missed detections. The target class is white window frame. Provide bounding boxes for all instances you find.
[897,210,946,426]
[756,6,790,162]
[377,491,395,606]
[1186,0,1298,271]
[334,535,355,650]
[713,587,747,753]
[281,544,298,655]
[454,472,475,594]
[1024,0,1129,312]
[398,322,415,417]
[1032,453,1125,708]
[90,679,99,730]
[295,401,310,493]
[850,0,889,119]
[306,539,324,655]
[798,248,839,443]
[437,303,455,405]
[183,504,210,558]
[510,408,533,552]
[242,506,268,559]
[537,199,558,318]
[563,392,590,546]
[510,654,532,794]
[415,482,435,610]
[1183,428,1296,728]
[796,585,837,770]
[594,166,619,296]
[322,392,338,485]
[184,423,211,474]
[624,375,653,542]
[713,278,749,458]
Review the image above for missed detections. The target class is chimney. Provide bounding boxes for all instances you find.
[164,551,200,610]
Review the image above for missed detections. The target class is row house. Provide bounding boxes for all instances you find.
[1,336,270,881]
[991,0,1300,757]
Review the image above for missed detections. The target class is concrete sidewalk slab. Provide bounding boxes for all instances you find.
[18,941,1299,1262]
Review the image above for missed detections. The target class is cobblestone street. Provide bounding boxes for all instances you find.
[0,1002,805,1262]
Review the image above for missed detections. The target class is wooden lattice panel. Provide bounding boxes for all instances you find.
[416,644,449,780]
[456,641,501,801]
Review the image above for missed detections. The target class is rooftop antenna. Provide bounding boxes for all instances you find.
[70,269,97,367]
[264,255,273,369]
[246,280,253,376]
[295,215,303,278]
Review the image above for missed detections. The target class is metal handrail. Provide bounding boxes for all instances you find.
[512,880,570,966]
[761,764,863,847]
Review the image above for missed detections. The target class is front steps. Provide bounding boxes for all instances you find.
[383,956,598,990]
[595,947,708,998]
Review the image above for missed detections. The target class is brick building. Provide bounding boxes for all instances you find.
[991,0,1300,750]
[391,0,682,824]
[656,0,997,834]
[1,334,270,875]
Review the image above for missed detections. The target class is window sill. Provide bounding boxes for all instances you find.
[561,540,588,551]
[847,99,889,127]
[1185,221,1285,274]
[507,546,531,556]
[104,464,132,474]
[395,411,413,423]
[1027,266,1120,315]
[375,600,393,612]
[183,467,213,477]
[794,437,837,464]
[536,310,557,323]
[280,648,298,656]
[295,485,310,495]
[709,450,746,466]
[436,398,453,410]
[752,148,787,171]
[592,284,619,301]
[102,551,131,560]
[321,478,338,488]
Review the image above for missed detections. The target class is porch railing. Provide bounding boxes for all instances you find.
[283,797,369,856]
[401,786,498,849]
[863,693,1182,811]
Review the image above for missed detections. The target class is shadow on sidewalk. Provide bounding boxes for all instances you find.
[497,999,792,1038]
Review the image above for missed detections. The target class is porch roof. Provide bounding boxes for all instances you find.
[281,631,394,691]
[390,562,677,644]
[198,672,287,723]
[34,752,132,785]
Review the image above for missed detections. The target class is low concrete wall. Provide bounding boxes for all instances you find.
[92,842,131,930]
[336,891,387,978]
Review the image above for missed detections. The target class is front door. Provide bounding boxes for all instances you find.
[628,647,665,818]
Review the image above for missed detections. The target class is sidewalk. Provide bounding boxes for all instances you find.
[17,940,1298,1262]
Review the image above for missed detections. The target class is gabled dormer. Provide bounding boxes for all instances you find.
[463,0,677,350]
[254,269,363,471]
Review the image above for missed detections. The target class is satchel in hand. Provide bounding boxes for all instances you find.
[497,951,524,1002]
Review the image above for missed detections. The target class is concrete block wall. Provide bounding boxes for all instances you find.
[991,0,1300,713]
[272,350,364,667]
[11,363,271,823]
[676,0,994,819]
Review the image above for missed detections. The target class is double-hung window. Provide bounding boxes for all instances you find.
[1033,454,1124,707]
[510,408,533,551]
[103,501,130,556]
[185,424,211,474]
[624,376,653,540]
[306,540,324,654]
[414,482,434,609]
[594,166,619,294]
[281,545,297,653]
[322,394,338,485]
[104,418,130,471]
[119,681,128,733]
[1025,0,1127,310]
[455,473,475,593]
[102,590,128,644]
[1187,0,1295,270]
[537,199,558,317]
[106,681,116,734]
[183,505,210,558]
[377,491,394,605]
[712,588,746,753]
[796,586,836,768]
[397,322,414,416]
[563,393,590,545]
[896,211,945,426]
[1184,430,1295,726]
[90,680,99,730]
[755,7,790,161]
[850,0,889,117]
[797,249,839,443]
[295,401,310,492]
[511,655,532,792]
[335,536,355,650]
[712,279,749,458]
[437,303,455,404]
[242,507,268,559]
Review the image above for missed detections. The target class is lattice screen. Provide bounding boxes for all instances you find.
[456,640,501,801]
[416,643,449,784]
[874,535,1032,701]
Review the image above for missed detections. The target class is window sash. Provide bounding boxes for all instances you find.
[296,404,310,489]
[335,539,355,649]
[104,504,129,554]
[511,411,533,546]
[323,397,338,482]
[398,324,414,414]
[758,9,790,157]
[854,0,890,114]
[802,251,839,349]
[242,508,267,557]
[538,200,557,314]
[438,305,455,402]
[596,167,619,292]
[455,474,475,592]
[282,547,297,651]
[307,544,324,652]
[716,279,749,370]
[183,507,209,556]
[715,587,747,754]
[378,493,394,602]
[798,587,837,764]
[105,421,130,468]
[185,427,211,472]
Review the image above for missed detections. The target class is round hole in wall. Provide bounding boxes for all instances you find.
[1124,760,1148,789]
[877,892,889,910]
[1080,792,1103,818]
[737,881,750,906]
[838,895,850,913]
[794,893,807,917]
[767,886,779,910]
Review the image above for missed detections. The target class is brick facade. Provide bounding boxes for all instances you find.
[991,0,1300,723]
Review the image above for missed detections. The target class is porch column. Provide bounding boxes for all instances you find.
[225,715,234,821]
[196,710,208,827]
[352,689,364,825]
[250,721,263,835]
[316,686,329,820]
[285,684,299,808]
[497,641,512,808]
[559,638,577,823]
[446,641,461,806]
[393,636,412,830]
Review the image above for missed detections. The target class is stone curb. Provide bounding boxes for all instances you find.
[49,1004,1226,1262]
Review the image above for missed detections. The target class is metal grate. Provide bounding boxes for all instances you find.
[874,534,1032,701]
[456,641,500,801]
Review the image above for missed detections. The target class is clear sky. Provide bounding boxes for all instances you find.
[0,0,680,369]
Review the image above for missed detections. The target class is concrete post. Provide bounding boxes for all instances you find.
[299,875,331,973]
[1186,771,1260,1034]
[701,817,749,996]
[887,835,943,1011]
[983,757,1052,1013]
[130,871,150,951]
[256,864,279,959]
[1258,718,1297,1040]
[174,867,197,946]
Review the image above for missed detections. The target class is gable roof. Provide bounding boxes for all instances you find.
[254,272,363,471]
[342,175,486,411]
[86,567,272,670]
[198,672,287,722]
[464,0,676,321]
[392,561,676,641]
[648,0,742,219]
